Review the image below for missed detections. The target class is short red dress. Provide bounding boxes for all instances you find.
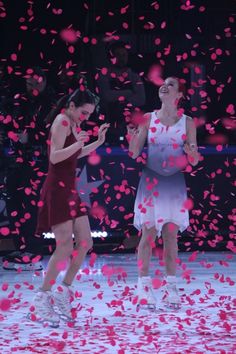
[36,131,87,234]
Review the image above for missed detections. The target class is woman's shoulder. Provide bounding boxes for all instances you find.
[185,115,196,131]
[50,114,71,135]
[52,114,70,128]
[139,112,152,130]
[144,111,154,117]
[54,113,70,123]
[185,114,192,121]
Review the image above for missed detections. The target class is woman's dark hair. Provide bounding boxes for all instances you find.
[168,76,186,108]
[45,88,99,124]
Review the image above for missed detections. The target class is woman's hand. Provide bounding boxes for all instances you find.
[97,123,110,144]
[183,142,196,155]
[77,130,89,148]
[183,143,199,165]
[127,124,138,136]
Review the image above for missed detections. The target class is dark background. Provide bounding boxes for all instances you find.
[0,0,235,253]
[1,0,236,143]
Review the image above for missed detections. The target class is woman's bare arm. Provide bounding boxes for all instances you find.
[184,116,199,166]
[49,115,85,164]
[77,123,110,159]
[78,140,101,158]
[128,113,151,159]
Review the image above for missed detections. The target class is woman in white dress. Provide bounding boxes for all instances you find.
[128,77,199,309]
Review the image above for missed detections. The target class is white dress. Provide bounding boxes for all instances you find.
[133,111,189,237]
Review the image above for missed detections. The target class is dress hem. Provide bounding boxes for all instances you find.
[133,218,189,237]
[36,212,88,235]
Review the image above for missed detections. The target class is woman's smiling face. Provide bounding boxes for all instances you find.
[68,102,95,124]
[158,77,182,104]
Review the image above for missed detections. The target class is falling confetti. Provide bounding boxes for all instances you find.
[0,0,235,352]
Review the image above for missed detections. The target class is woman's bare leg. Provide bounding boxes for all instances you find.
[162,222,179,276]
[62,215,93,286]
[41,220,73,291]
[137,225,157,277]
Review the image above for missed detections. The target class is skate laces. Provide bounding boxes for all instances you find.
[166,282,178,295]
[54,286,72,314]
[145,288,155,302]
[143,282,154,295]
[166,282,180,302]
[139,277,156,302]
[142,278,152,289]
[35,291,58,318]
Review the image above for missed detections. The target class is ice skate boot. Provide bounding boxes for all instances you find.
[3,251,43,271]
[53,284,75,322]
[27,290,60,328]
[137,276,156,310]
[163,276,181,310]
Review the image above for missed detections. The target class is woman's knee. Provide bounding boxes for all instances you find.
[55,237,74,256]
[139,235,155,249]
[163,232,178,247]
[75,236,93,252]
[82,237,93,251]
[162,223,178,236]
[52,221,73,254]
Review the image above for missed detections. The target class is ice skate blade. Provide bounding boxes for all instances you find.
[54,306,75,322]
[16,263,43,271]
[3,262,43,271]
[59,313,76,322]
[137,303,156,311]
[26,313,60,328]
[165,302,181,310]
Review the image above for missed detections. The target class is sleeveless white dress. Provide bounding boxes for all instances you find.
[133,111,189,237]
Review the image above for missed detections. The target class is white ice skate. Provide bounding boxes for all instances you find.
[137,276,156,310]
[163,280,181,310]
[53,285,75,322]
[27,290,60,328]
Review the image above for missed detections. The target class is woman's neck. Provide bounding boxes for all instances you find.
[159,103,178,119]
[64,110,80,128]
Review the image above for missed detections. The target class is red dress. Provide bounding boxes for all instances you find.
[36,131,87,234]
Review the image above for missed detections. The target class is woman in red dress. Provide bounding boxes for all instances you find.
[29,89,109,327]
